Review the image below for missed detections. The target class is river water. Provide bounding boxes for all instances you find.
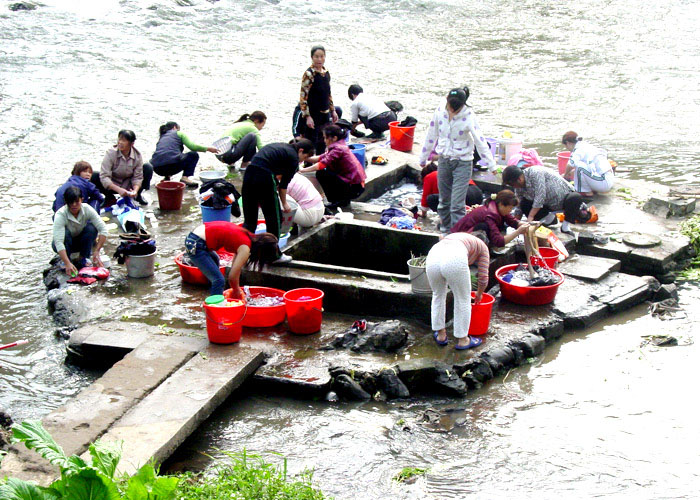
[1,0,699,496]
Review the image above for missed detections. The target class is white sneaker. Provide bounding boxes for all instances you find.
[273,254,293,264]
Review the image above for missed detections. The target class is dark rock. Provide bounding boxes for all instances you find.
[533,319,564,344]
[653,283,678,302]
[54,327,74,340]
[509,342,525,366]
[43,265,63,291]
[658,272,676,285]
[375,368,410,399]
[432,365,467,397]
[332,374,371,401]
[0,409,12,429]
[480,346,515,376]
[643,275,662,293]
[9,2,37,11]
[508,334,545,359]
[396,358,441,391]
[453,357,493,383]
[325,320,408,353]
[47,288,88,327]
[396,359,466,397]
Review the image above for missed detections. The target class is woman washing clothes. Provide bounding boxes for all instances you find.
[451,190,530,247]
[216,111,266,170]
[299,124,366,211]
[287,173,325,228]
[562,131,615,196]
[149,122,219,188]
[241,140,315,252]
[299,45,338,154]
[419,86,496,232]
[184,221,280,298]
[426,231,490,350]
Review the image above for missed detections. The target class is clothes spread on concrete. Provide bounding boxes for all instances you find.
[386,216,416,230]
[500,264,561,287]
[199,179,242,217]
[379,206,416,226]
[113,239,156,265]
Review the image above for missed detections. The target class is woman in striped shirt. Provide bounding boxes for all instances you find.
[426,232,490,350]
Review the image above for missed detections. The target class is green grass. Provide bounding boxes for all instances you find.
[393,466,428,483]
[678,215,700,281]
[174,450,331,500]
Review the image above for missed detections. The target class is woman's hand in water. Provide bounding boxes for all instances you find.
[282,201,292,213]
[306,116,315,129]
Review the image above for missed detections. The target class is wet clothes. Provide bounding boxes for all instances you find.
[450,200,520,247]
[53,175,104,213]
[203,222,252,253]
[150,129,209,177]
[113,239,156,265]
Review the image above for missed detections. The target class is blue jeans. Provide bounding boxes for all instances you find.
[52,222,97,262]
[185,232,224,295]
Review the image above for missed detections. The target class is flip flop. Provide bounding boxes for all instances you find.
[433,331,448,346]
[455,336,482,350]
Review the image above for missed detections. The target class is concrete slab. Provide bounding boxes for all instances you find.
[92,344,264,476]
[0,335,206,485]
[558,254,621,282]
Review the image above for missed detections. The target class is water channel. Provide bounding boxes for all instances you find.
[1,0,699,497]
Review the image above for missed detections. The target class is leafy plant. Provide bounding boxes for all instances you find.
[677,215,700,281]
[393,466,428,483]
[408,252,427,267]
[0,420,178,500]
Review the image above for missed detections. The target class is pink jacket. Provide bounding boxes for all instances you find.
[507,148,544,168]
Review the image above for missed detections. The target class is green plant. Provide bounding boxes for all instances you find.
[174,450,330,500]
[0,420,178,500]
[677,215,700,280]
[408,252,426,267]
[393,466,428,483]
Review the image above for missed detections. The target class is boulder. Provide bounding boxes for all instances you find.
[375,368,410,399]
[533,320,564,344]
[480,346,516,376]
[0,409,12,429]
[324,320,408,353]
[652,283,678,302]
[332,374,371,401]
[508,334,545,359]
[47,288,88,327]
[397,360,466,397]
[9,2,37,11]
[453,358,493,390]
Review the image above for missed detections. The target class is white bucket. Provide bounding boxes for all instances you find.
[280,198,299,235]
[407,260,431,295]
[126,251,156,278]
[497,137,523,165]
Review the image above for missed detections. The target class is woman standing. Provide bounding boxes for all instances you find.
[184,221,280,298]
[419,87,496,232]
[426,232,490,350]
[241,140,315,243]
[451,190,529,247]
[216,111,267,170]
[299,124,366,210]
[149,122,219,188]
[299,45,338,154]
[562,131,615,196]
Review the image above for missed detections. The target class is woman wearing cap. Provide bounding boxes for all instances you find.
[216,111,267,171]
[184,221,280,298]
[149,121,219,188]
[418,86,496,232]
[92,129,154,206]
[299,45,338,154]
[562,131,615,197]
[426,231,490,350]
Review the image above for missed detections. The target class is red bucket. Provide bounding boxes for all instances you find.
[174,252,227,285]
[557,151,571,177]
[388,121,415,152]
[224,286,286,327]
[529,247,561,269]
[203,299,246,344]
[495,264,564,306]
[468,292,495,336]
[283,288,324,334]
[156,181,185,210]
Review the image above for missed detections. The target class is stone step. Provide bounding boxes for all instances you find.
[558,254,621,282]
[0,335,206,485]
[89,344,264,476]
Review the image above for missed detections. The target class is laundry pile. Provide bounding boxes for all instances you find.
[500,264,561,287]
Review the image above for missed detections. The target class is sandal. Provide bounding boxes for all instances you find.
[455,336,482,350]
[351,319,367,334]
[371,155,388,165]
[433,331,448,346]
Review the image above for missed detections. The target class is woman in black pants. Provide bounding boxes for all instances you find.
[299,45,338,154]
[242,140,314,243]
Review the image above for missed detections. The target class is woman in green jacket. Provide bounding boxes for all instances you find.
[216,111,267,171]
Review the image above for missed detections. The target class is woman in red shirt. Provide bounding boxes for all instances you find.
[184,221,280,297]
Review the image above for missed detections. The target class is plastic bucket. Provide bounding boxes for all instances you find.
[280,198,298,235]
[529,247,560,269]
[478,138,499,167]
[388,121,415,152]
[495,264,564,306]
[497,137,523,165]
[126,250,156,278]
[201,203,232,223]
[407,259,431,295]
[557,151,572,176]
[174,252,226,285]
[349,144,367,170]
[199,170,227,183]
[468,292,495,336]
[226,286,286,327]
[203,299,246,344]
[283,288,324,334]
[156,181,185,210]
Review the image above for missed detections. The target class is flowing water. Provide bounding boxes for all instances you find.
[1,0,699,496]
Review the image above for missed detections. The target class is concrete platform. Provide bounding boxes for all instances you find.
[558,254,621,281]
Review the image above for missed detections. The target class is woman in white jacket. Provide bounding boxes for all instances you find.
[562,131,615,196]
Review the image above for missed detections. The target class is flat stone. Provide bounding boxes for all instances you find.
[91,344,264,476]
[0,336,205,485]
[643,197,695,218]
[622,232,662,248]
[558,254,621,282]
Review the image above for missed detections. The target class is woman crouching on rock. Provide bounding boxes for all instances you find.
[185,221,280,298]
[426,231,489,350]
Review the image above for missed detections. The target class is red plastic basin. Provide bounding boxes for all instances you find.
[468,292,495,336]
[225,286,286,327]
[529,247,561,269]
[495,264,564,306]
[175,252,227,285]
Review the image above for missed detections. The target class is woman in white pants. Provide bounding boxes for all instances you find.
[562,131,615,196]
[287,173,325,228]
[426,232,490,350]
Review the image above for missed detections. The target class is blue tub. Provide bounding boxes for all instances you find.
[201,203,231,223]
[349,144,366,170]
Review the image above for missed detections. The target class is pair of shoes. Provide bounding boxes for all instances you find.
[351,319,367,334]
[433,331,448,346]
[540,212,557,227]
[273,254,293,264]
[181,177,199,189]
[455,336,482,350]
[134,193,149,206]
[366,132,385,140]
[350,129,366,138]
[371,155,388,165]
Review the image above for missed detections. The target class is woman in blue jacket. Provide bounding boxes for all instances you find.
[53,161,104,212]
